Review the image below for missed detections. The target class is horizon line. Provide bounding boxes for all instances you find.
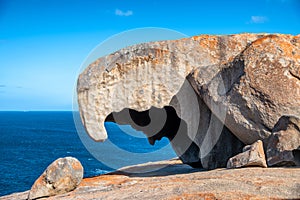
[0,110,78,112]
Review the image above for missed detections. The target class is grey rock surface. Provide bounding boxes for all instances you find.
[267,115,300,166]
[227,140,267,168]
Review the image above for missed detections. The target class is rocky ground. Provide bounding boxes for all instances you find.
[2,159,299,200]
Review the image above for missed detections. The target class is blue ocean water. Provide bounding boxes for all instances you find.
[0,111,176,196]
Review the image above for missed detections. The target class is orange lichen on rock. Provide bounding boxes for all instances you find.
[195,35,218,50]
[155,49,169,59]
[80,174,130,187]
[27,157,83,200]
[169,192,217,200]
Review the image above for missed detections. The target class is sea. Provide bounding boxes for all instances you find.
[0,111,176,196]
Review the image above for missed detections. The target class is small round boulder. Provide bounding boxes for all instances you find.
[28,157,84,200]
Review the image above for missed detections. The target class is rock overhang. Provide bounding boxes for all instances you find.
[77,33,267,141]
[77,33,300,169]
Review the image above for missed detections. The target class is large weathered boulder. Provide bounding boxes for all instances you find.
[77,33,300,169]
[77,34,266,142]
[266,116,300,166]
[28,157,83,200]
[191,34,300,144]
[227,140,267,168]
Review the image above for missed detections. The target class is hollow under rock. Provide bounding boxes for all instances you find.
[105,105,244,169]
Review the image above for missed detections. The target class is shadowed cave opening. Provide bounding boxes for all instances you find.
[105,106,181,146]
[292,149,300,165]
[105,106,205,168]
[104,105,245,169]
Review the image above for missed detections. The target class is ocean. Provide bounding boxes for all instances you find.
[0,111,176,196]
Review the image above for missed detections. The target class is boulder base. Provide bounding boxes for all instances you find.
[227,140,267,168]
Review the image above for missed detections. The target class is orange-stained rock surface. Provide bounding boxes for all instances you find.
[2,159,299,200]
[191,34,300,144]
[77,33,300,170]
[27,157,83,200]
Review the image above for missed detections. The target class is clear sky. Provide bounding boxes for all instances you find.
[0,0,299,111]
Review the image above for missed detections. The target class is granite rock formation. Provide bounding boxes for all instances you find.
[227,140,267,168]
[28,157,83,200]
[267,115,300,166]
[190,34,300,144]
[77,33,300,169]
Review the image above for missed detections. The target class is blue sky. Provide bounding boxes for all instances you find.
[0,0,299,111]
